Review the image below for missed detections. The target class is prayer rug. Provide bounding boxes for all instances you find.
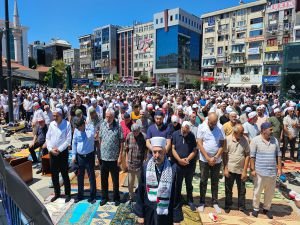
[181,205,203,225]
[109,203,136,225]
[90,202,118,225]
[44,195,74,225]
[58,199,100,225]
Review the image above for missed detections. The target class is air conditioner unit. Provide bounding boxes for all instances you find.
[217,19,221,23]
[232,27,235,31]
[277,40,282,45]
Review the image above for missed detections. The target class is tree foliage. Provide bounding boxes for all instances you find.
[44,60,66,85]
[158,77,168,87]
[192,79,201,90]
[139,74,149,83]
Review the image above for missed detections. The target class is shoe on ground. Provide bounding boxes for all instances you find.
[252,210,259,217]
[224,207,230,213]
[115,200,120,206]
[100,199,108,206]
[188,202,196,211]
[88,198,96,204]
[50,195,60,202]
[74,198,83,203]
[197,204,205,212]
[239,207,246,213]
[36,169,42,174]
[65,195,71,203]
[263,209,273,219]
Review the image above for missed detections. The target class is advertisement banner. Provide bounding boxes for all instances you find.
[262,76,280,84]
[265,46,279,52]
[248,47,260,55]
[72,78,89,85]
[246,36,264,42]
[267,0,294,13]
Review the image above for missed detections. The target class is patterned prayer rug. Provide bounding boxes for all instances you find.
[90,202,118,225]
[109,203,136,225]
[58,199,100,225]
[44,195,74,225]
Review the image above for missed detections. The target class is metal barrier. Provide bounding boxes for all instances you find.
[0,173,33,225]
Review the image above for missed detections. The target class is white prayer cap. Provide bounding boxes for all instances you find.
[147,104,154,109]
[34,97,39,101]
[245,107,252,113]
[287,106,294,111]
[53,108,62,115]
[177,105,183,110]
[192,104,198,108]
[33,102,39,107]
[155,105,160,110]
[248,111,257,119]
[290,101,296,107]
[229,111,237,116]
[226,106,233,114]
[271,104,277,109]
[274,108,281,113]
[91,98,97,104]
[220,102,226,106]
[256,105,263,110]
[150,137,166,148]
[182,121,191,128]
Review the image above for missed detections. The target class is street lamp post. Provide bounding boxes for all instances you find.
[4,0,14,123]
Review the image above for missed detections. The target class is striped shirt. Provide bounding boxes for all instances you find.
[250,135,281,177]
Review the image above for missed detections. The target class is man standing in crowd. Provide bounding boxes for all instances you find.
[197,112,225,213]
[46,108,72,203]
[250,122,282,219]
[223,112,238,136]
[268,108,283,145]
[136,109,152,134]
[223,124,250,213]
[134,137,183,225]
[172,121,197,211]
[99,108,124,206]
[72,117,97,204]
[125,124,146,202]
[243,112,260,141]
[283,107,299,161]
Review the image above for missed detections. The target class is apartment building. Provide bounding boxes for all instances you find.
[63,48,80,77]
[78,34,93,78]
[118,26,134,82]
[201,0,268,89]
[93,25,119,80]
[154,8,202,88]
[133,22,154,81]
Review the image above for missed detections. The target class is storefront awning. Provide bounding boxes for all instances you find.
[227,84,242,88]
[215,83,228,86]
[227,83,262,88]
[242,84,262,88]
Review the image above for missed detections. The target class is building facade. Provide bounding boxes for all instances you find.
[118,26,134,82]
[44,39,71,67]
[133,22,154,81]
[79,34,93,78]
[63,48,80,77]
[294,1,300,42]
[154,8,202,89]
[92,25,119,80]
[0,0,29,67]
[28,40,46,65]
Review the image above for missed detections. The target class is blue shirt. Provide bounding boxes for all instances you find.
[172,130,197,160]
[146,124,171,140]
[72,124,95,159]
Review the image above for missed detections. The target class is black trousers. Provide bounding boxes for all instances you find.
[29,142,47,163]
[77,152,96,199]
[177,164,195,203]
[283,136,297,159]
[100,160,120,201]
[25,111,33,122]
[200,161,221,205]
[50,150,71,196]
[225,172,246,208]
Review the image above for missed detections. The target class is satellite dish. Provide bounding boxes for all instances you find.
[291,85,295,90]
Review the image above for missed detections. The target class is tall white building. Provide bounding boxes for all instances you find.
[0,0,29,67]
[63,48,80,77]
[133,22,154,80]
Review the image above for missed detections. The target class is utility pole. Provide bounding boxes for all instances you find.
[0,28,3,93]
[5,0,14,123]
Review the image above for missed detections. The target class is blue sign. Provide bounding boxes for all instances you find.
[93,81,101,87]
[72,78,89,85]
[262,76,280,84]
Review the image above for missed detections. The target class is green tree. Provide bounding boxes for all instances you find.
[113,73,120,82]
[28,57,37,69]
[139,74,149,83]
[44,60,66,86]
[192,79,201,90]
[158,77,168,87]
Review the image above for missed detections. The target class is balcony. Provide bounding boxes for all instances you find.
[230,57,245,65]
[264,53,282,64]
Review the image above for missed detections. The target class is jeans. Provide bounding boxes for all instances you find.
[283,136,296,159]
[100,160,120,201]
[50,149,71,196]
[77,151,96,199]
[177,164,195,203]
[200,161,221,205]
[225,172,246,208]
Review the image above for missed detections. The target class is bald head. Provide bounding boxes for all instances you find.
[233,124,244,139]
[207,112,218,130]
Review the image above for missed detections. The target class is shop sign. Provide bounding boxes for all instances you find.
[246,36,264,42]
[265,46,279,52]
[266,0,294,13]
[201,77,214,82]
[248,47,260,55]
[72,78,89,84]
[93,81,101,86]
[262,76,280,84]
[241,76,251,83]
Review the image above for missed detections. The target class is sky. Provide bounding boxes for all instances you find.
[0,0,254,48]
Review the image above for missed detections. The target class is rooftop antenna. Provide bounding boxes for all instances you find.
[239,0,244,4]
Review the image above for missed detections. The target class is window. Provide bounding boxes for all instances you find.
[217,47,223,55]
[237,20,246,27]
[296,30,300,41]
[249,41,262,48]
[205,27,215,33]
[170,15,173,21]
[237,9,246,16]
[237,32,246,39]
[248,55,261,60]
[225,46,228,51]
[220,13,229,19]
[175,14,178,20]
[249,29,263,37]
[160,18,163,23]
[251,5,264,13]
[218,35,224,42]
[267,38,277,46]
[283,36,290,44]
[179,14,181,20]
[144,26,148,31]
[182,15,184,22]
[250,17,263,24]
[156,19,158,24]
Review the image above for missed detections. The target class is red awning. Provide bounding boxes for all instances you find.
[201,77,215,82]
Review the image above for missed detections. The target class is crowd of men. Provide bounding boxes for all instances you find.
[0,86,300,224]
